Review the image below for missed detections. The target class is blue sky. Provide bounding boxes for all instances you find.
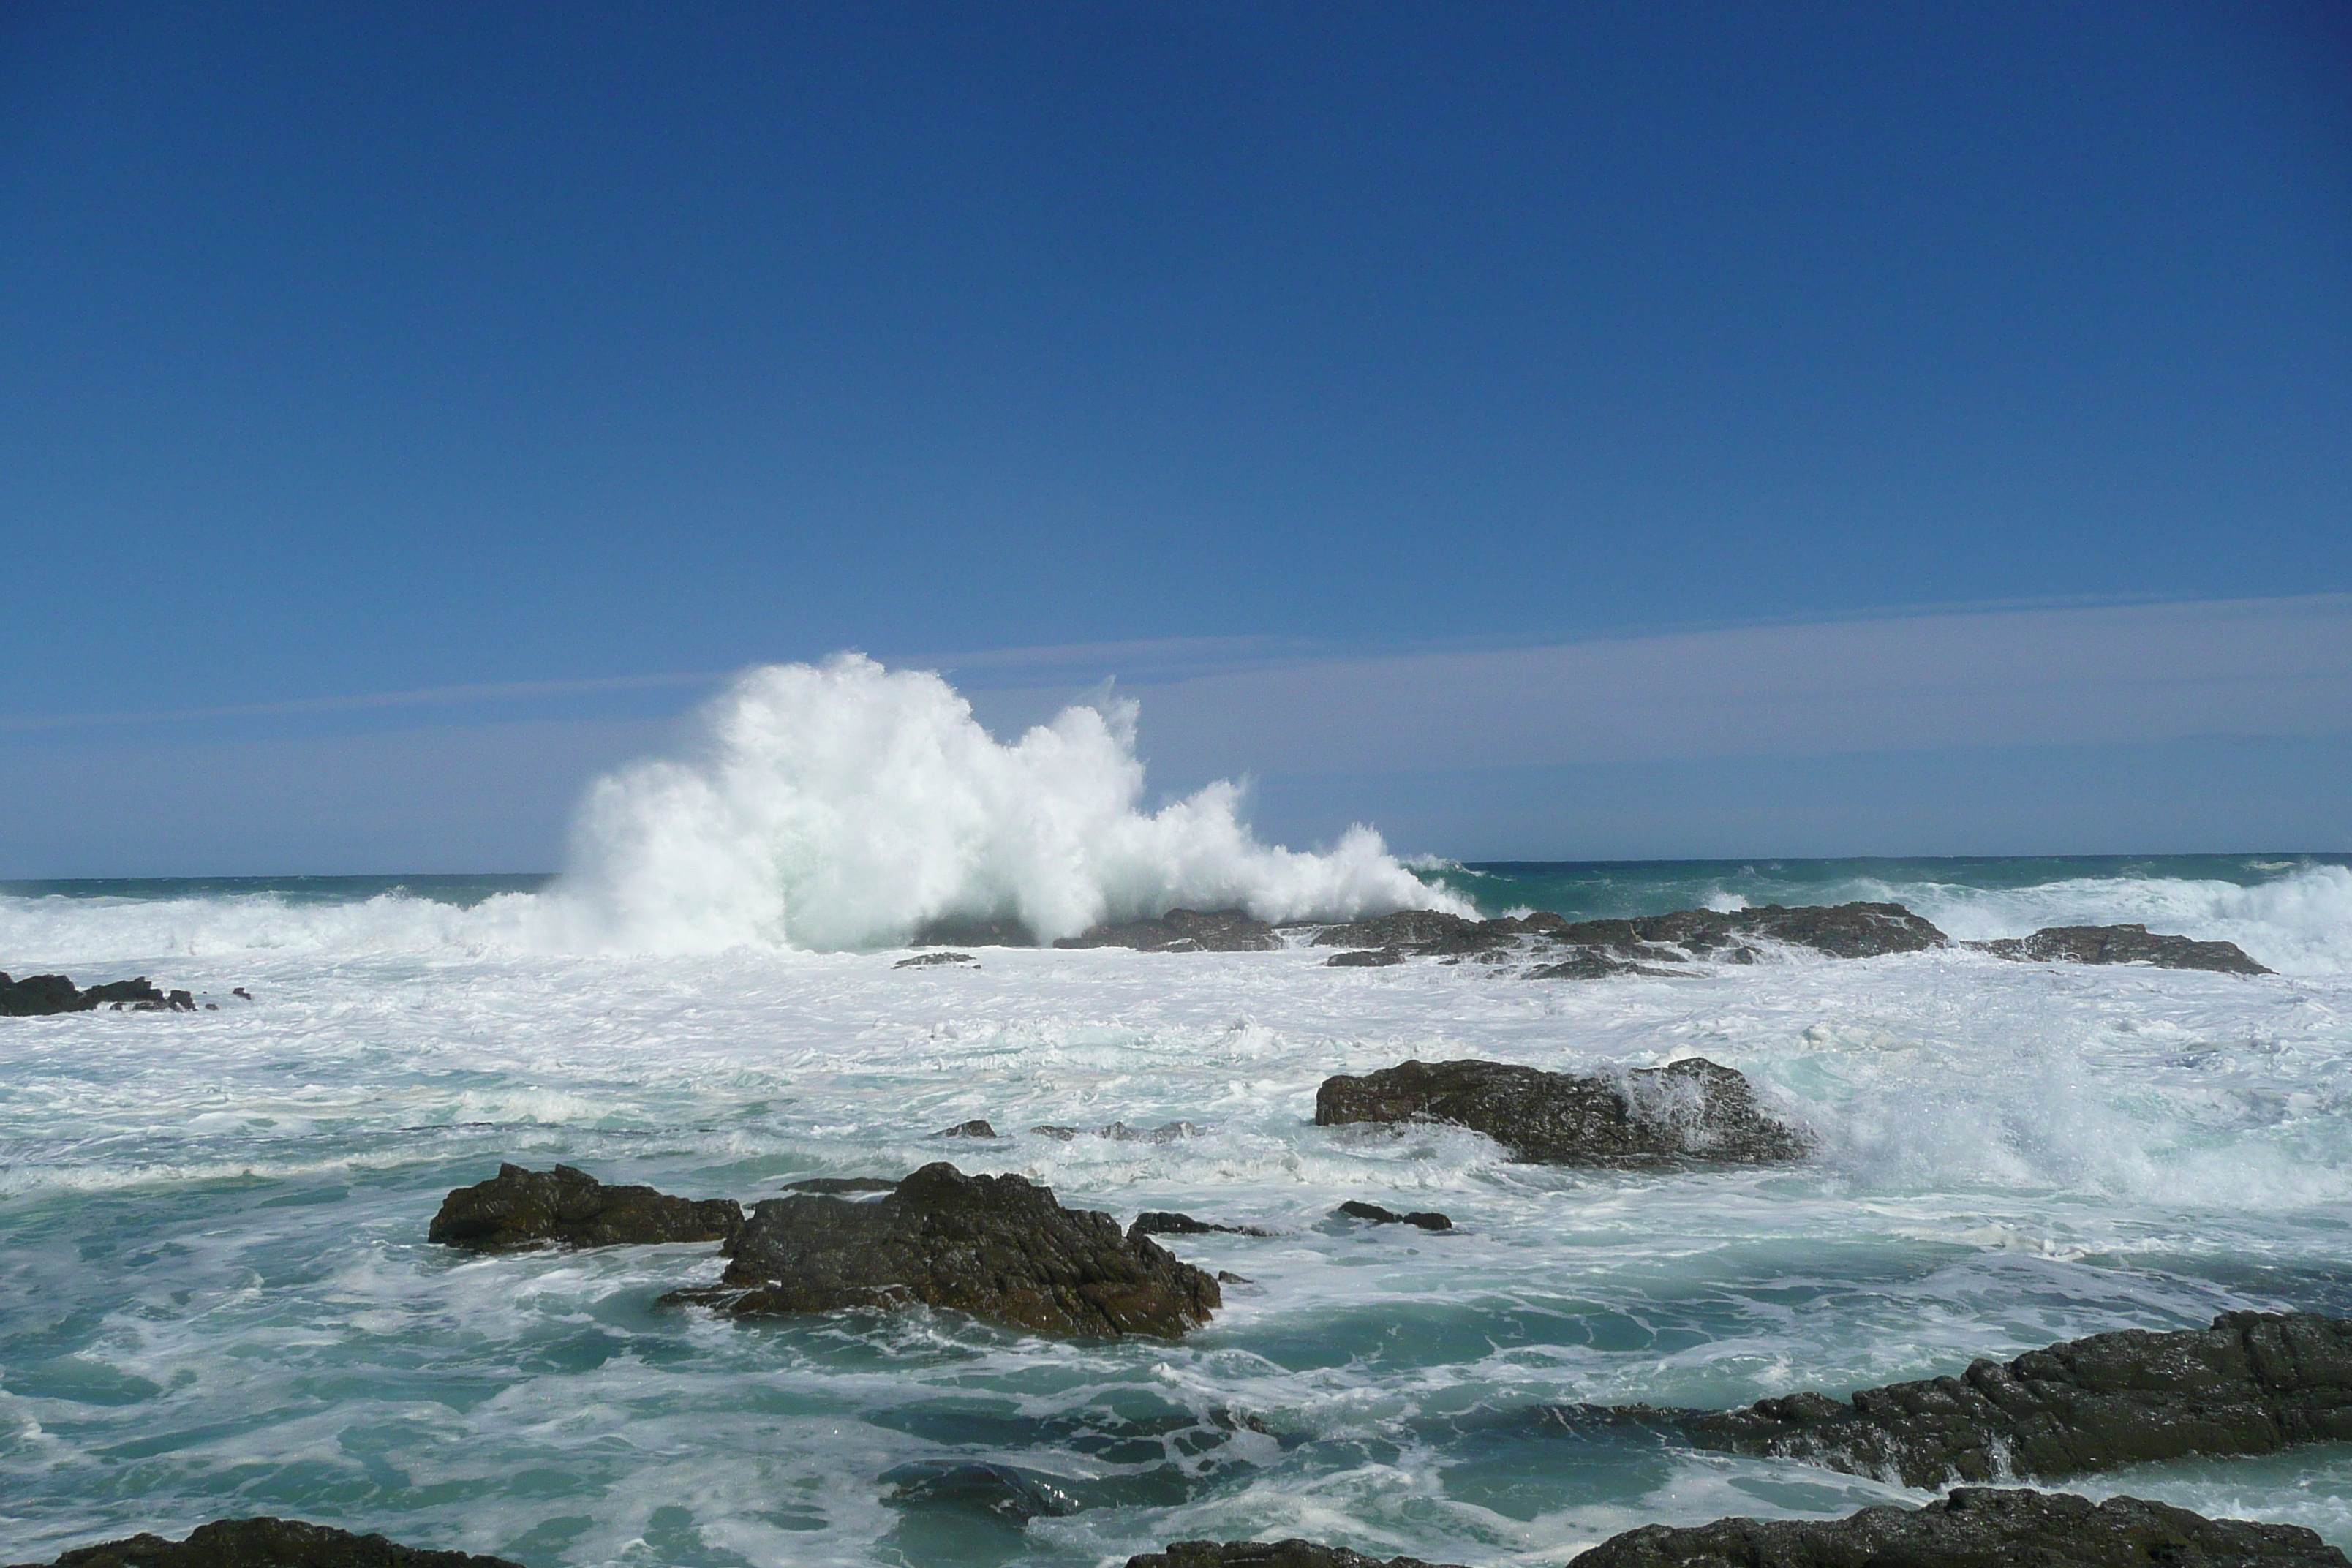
[4,2,2348,873]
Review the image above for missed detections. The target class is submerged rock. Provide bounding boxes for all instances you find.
[1314,1058,1810,1166]
[15,1516,526,1568]
[1030,1120,1201,1142]
[663,1161,1221,1338]
[1128,1544,1465,1568]
[1976,923,2271,975]
[894,950,977,968]
[1129,1211,1278,1240]
[1568,1486,2349,1567]
[427,1164,742,1251]
[1334,1200,1451,1231]
[881,1460,1080,1523]
[1325,947,1406,968]
[1577,1310,2352,1488]
[1,973,178,1016]
[1055,908,1282,953]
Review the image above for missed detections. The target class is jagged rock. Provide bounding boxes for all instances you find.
[1335,1200,1451,1231]
[1129,1211,1277,1240]
[426,1163,742,1251]
[894,950,977,968]
[1551,902,1948,960]
[935,1118,999,1137]
[1128,1543,1463,1568]
[1327,947,1406,968]
[1,973,170,1016]
[1056,908,1283,953]
[12,1516,527,1568]
[1977,923,2271,975]
[1315,1058,1810,1166]
[1568,1487,2349,1567]
[1526,949,1663,981]
[881,1460,1079,1523]
[1576,1310,2352,1488]
[663,1161,1221,1338]
[782,1176,900,1194]
[911,915,1039,947]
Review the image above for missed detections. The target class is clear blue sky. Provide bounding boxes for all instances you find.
[4,2,2349,872]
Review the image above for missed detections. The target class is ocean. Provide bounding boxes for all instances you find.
[2,661,2348,1567]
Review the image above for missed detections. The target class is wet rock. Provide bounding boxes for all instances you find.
[882,1460,1079,1523]
[894,950,977,968]
[1526,949,1653,981]
[1568,1486,2349,1567]
[427,1163,742,1251]
[1550,901,1948,961]
[911,915,1038,947]
[1315,1058,1810,1166]
[663,1161,1221,1338]
[1030,1120,1200,1142]
[935,1118,999,1138]
[15,1516,527,1568]
[1579,1310,2352,1488]
[1326,946,1406,968]
[1129,1211,1278,1240]
[1,973,169,1016]
[1128,1543,1464,1568]
[1056,908,1282,953]
[781,1176,900,1194]
[1312,911,1479,949]
[1977,923,2271,975]
[1335,1200,1451,1231]
[232,987,252,1000]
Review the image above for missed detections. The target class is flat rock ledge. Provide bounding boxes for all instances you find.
[1578,1309,2352,1488]
[427,1164,742,1251]
[11,1517,525,1568]
[1569,1487,2350,1567]
[1315,1058,1811,1166]
[662,1161,1221,1339]
[1976,922,2271,975]
[1056,908,1283,952]
[1127,1544,1463,1568]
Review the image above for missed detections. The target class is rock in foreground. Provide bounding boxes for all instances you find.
[1055,908,1283,952]
[1978,923,2271,975]
[1584,1310,2352,1488]
[17,1516,525,1568]
[427,1164,742,1251]
[1127,1544,1465,1568]
[664,1161,1221,1338]
[1569,1487,2349,1567]
[1315,1058,1810,1166]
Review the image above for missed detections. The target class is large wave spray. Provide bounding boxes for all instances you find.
[554,655,1465,951]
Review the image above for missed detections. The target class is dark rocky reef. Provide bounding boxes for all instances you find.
[427,1163,742,1251]
[1315,1058,1810,1166]
[1128,1545,1463,1568]
[1,973,197,1015]
[1313,902,1948,978]
[882,1460,1080,1523]
[1977,923,2271,975]
[12,1517,525,1568]
[1579,1310,2352,1488]
[1334,1200,1451,1231]
[1057,908,1283,952]
[1130,1211,1278,1240]
[663,1161,1221,1338]
[1568,1487,2349,1567]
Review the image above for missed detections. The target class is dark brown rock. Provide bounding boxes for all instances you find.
[1976,923,2271,975]
[12,1517,526,1568]
[1055,908,1283,953]
[1334,1200,1451,1231]
[1568,1487,2349,1567]
[426,1163,742,1251]
[1578,1310,2352,1488]
[1315,1058,1810,1166]
[663,1161,1221,1338]
[1127,1543,1464,1568]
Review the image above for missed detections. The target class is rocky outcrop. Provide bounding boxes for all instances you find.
[1578,1310,2352,1488]
[663,1161,1221,1339]
[1129,1211,1278,1240]
[1315,1058,1810,1166]
[1334,1200,1450,1231]
[935,1119,1000,1137]
[1977,923,2271,975]
[427,1164,742,1251]
[1128,1545,1464,1568]
[1568,1487,2349,1567]
[1549,902,1948,962]
[1326,948,1406,968]
[1,973,195,1015]
[15,1517,526,1568]
[1056,908,1283,952]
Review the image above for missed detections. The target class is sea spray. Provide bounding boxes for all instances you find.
[551,655,1465,951]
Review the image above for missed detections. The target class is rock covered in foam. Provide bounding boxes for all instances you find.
[663,1161,1221,1338]
[1576,1310,2352,1488]
[426,1163,742,1251]
[1055,908,1284,952]
[1334,1200,1451,1230]
[13,1516,526,1568]
[1567,1487,2350,1567]
[1976,922,2272,974]
[1314,1058,1811,1166]
[1127,1544,1466,1568]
